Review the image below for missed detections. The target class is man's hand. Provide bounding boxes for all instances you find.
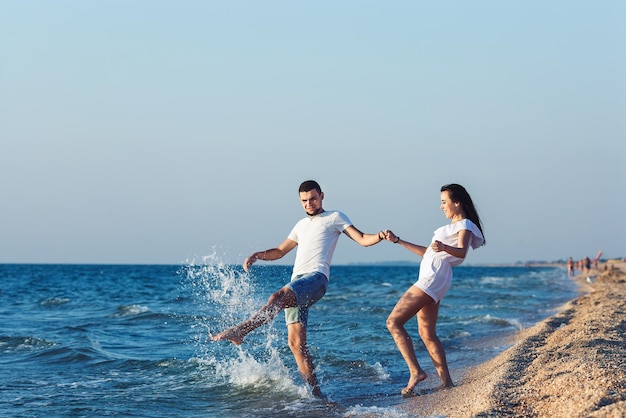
[243,254,258,272]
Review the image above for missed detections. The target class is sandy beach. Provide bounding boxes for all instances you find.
[400,261,626,418]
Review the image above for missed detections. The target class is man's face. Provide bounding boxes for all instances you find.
[300,190,324,216]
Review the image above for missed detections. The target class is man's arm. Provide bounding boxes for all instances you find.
[343,225,384,247]
[243,238,298,272]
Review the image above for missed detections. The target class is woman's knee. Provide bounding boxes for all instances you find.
[418,325,439,345]
[386,315,402,332]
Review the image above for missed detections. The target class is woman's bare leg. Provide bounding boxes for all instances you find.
[386,286,434,395]
[418,302,454,389]
[211,287,296,345]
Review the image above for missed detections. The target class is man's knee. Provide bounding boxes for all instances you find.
[288,334,303,353]
[269,287,296,307]
[287,324,307,352]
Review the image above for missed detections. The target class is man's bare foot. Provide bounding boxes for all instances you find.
[401,371,428,398]
[210,327,244,345]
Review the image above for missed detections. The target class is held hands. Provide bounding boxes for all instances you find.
[381,230,400,244]
[381,231,447,253]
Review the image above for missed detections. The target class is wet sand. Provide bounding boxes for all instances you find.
[400,262,626,417]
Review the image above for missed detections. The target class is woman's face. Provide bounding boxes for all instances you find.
[440,190,461,220]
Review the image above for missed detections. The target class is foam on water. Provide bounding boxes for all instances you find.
[111,304,150,317]
[343,405,411,417]
[39,297,70,306]
[0,336,57,353]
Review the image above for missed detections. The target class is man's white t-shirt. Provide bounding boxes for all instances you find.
[287,210,352,280]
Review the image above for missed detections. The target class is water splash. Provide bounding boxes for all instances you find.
[183,253,259,335]
[182,253,302,396]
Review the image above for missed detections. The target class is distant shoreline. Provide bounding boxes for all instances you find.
[0,260,622,267]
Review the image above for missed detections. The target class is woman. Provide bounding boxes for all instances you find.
[384,184,485,397]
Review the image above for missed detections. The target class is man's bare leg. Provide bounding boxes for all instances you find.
[287,322,323,398]
[211,287,296,345]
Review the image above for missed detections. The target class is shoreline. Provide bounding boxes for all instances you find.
[400,262,626,417]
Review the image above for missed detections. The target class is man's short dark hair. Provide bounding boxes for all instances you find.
[299,180,322,194]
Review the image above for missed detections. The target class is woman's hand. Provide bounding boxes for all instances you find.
[384,230,399,243]
[432,240,447,252]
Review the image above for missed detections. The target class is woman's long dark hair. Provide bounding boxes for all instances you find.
[441,184,485,245]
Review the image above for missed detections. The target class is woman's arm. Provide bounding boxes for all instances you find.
[432,229,472,259]
[385,230,428,257]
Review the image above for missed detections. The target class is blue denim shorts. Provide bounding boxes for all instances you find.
[284,272,328,327]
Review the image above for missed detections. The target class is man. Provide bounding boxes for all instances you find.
[211,180,385,398]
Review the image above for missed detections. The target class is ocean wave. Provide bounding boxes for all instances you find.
[29,343,189,370]
[448,330,472,339]
[478,276,509,285]
[39,297,70,307]
[0,336,57,353]
[110,304,150,318]
[482,314,523,330]
[32,346,100,364]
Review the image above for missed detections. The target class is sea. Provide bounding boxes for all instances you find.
[0,256,579,417]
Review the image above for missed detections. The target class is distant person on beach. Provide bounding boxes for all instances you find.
[567,257,575,276]
[211,180,385,398]
[383,183,485,397]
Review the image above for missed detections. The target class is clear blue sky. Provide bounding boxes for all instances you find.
[1,1,624,265]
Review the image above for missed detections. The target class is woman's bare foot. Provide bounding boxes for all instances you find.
[401,370,428,397]
[210,327,245,345]
[434,381,454,391]
[401,387,416,398]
